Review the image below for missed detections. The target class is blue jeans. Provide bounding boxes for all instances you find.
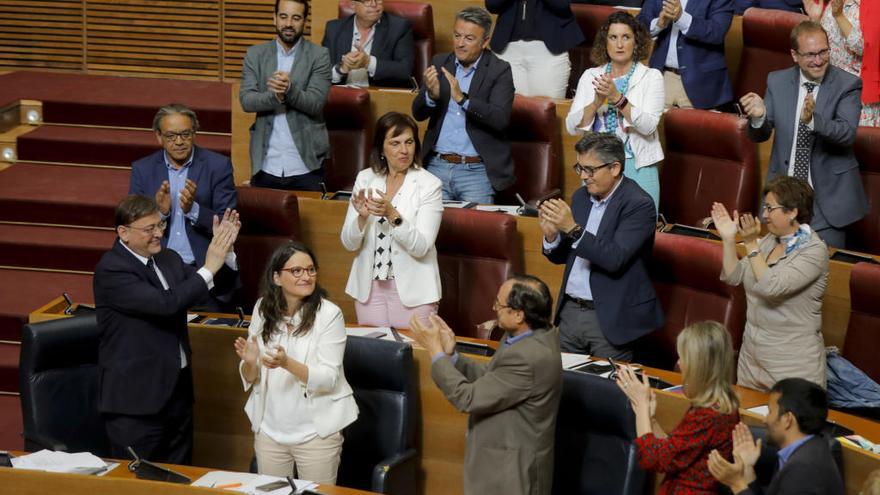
[426,156,495,204]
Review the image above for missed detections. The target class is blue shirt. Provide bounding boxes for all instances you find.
[163,150,199,264]
[263,39,310,178]
[543,177,625,300]
[500,329,534,350]
[777,435,814,470]
[427,56,481,157]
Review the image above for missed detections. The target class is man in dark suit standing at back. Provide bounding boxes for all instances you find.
[708,378,845,495]
[322,0,414,88]
[409,274,562,495]
[94,195,240,463]
[740,20,866,248]
[129,104,238,310]
[412,6,515,204]
[540,132,663,360]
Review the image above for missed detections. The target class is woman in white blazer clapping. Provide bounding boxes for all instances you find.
[341,111,443,328]
[234,242,358,484]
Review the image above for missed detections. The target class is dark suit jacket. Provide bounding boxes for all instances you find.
[431,328,562,495]
[749,65,867,228]
[638,0,735,109]
[411,50,516,192]
[734,0,802,14]
[487,0,585,55]
[94,241,211,416]
[321,12,415,88]
[129,146,237,267]
[741,435,844,495]
[543,177,664,345]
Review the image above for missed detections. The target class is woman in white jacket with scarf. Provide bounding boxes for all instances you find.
[566,11,665,211]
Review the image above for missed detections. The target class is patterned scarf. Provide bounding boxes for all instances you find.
[777,224,813,256]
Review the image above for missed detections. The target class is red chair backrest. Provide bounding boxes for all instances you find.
[847,126,880,255]
[844,262,880,383]
[497,95,561,205]
[435,208,522,339]
[644,232,747,370]
[339,0,435,85]
[323,85,371,192]
[661,108,759,226]
[568,5,618,98]
[734,8,806,97]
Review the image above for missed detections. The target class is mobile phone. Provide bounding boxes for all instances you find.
[255,480,290,492]
[534,188,562,207]
[363,331,385,339]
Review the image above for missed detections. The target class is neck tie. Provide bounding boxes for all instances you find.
[792,82,817,181]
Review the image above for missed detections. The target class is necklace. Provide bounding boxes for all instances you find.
[603,62,637,136]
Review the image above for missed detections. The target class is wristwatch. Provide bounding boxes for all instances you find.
[566,224,584,240]
[747,248,760,259]
[457,92,469,106]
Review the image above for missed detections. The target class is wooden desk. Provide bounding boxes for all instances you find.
[28,300,880,495]
[0,454,378,495]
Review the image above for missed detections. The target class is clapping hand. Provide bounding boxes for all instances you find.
[205,208,240,273]
[410,313,455,356]
[615,364,655,416]
[711,202,739,242]
[262,344,288,369]
[366,189,395,218]
[708,423,760,491]
[592,74,620,105]
[234,335,260,367]
[739,93,766,120]
[801,93,815,124]
[155,180,172,216]
[423,66,441,100]
[351,188,371,218]
[268,71,290,101]
[539,199,577,237]
[737,212,761,245]
[440,67,464,104]
[802,0,823,21]
[179,178,197,214]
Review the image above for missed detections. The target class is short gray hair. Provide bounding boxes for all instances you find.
[575,132,625,171]
[455,6,492,39]
[152,103,200,133]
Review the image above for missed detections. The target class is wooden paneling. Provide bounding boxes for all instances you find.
[0,1,84,71]
[222,0,280,80]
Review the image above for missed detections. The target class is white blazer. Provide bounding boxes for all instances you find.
[240,298,358,439]
[565,62,665,169]
[341,166,443,307]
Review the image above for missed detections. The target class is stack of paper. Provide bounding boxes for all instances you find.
[10,450,115,475]
[192,471,316,494]
[561,352,592,370]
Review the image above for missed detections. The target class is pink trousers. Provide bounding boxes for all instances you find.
[354,279,437,329]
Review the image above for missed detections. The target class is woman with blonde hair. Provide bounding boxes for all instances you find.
[617,321,740,494]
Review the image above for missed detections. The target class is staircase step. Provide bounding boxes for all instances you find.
[0,224,115,272]
[0,163,128,227]
[0,344,19,393]
[0,71,231,133]
[17,125,231,167]
[0,394,22,450]
[0,268,94,342]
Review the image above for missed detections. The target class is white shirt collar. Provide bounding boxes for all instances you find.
[119,238,150,266]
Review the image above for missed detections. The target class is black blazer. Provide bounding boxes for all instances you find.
[94,240,210,416]
[543,177,664,345]
[487,0,585,55]
[322,12,415,88]
[742,435,844,495]
[411,50,516,192]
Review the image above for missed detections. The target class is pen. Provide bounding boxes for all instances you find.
[215,482,242,489]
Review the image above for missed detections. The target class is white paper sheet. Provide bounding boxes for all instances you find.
[561,352,592,370]
[192,470,316,494]
[10,450,112,475]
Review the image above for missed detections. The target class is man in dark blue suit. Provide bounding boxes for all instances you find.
[130,104,238,309]
[638,0,735,110]
[540,132,663,359]
[94,195,240,463]
[321,0,414,88]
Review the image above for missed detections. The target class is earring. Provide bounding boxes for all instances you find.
[789,217,796,226]
[380,154,387,161]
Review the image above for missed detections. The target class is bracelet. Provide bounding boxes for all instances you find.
[613,95,628,110]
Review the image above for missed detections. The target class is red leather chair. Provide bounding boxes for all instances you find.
[323,85,371,193]
[734,8,807,97]
[568,5,618,98]
[660,108,759,227]
[641,232,747,370]
[339,0,435,85]
[843,262,880,384]
[847,126,880,255]
[497,95,561,205]
[435,208,522,340]
[235,186,301,311]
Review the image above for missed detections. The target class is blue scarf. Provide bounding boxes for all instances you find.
[777,224,812,256]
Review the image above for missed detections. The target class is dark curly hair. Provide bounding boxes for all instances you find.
[590,11,652,66]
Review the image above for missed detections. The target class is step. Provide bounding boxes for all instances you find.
[0,71,231,133]
[0,268,94,342]
[17,125,231,167]
[0,163,129,227]
[0,344,19,393]
[0,224,115,272]
[0,394,22,450]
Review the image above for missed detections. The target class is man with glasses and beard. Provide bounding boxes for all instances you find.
[240,0,332,192]
[539,132,663,360]
[129,104,238,311]
[739,20,866,249]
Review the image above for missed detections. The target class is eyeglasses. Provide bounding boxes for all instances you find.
[160,130,195,142]
[762,204,786,214]
[279,266,317,278]
[492,299,511,312]
[572,162,615,177]
[796,48,830,61]
[126,220,167,235]
[352,0,382,5]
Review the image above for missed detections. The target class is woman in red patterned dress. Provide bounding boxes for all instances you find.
[616,321,740,494]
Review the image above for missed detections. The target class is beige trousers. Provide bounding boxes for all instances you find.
[254,430,344,485]
[663,70,694,110]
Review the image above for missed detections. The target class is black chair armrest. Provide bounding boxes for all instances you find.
[371,448,418,495]
[24,431,69,452]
